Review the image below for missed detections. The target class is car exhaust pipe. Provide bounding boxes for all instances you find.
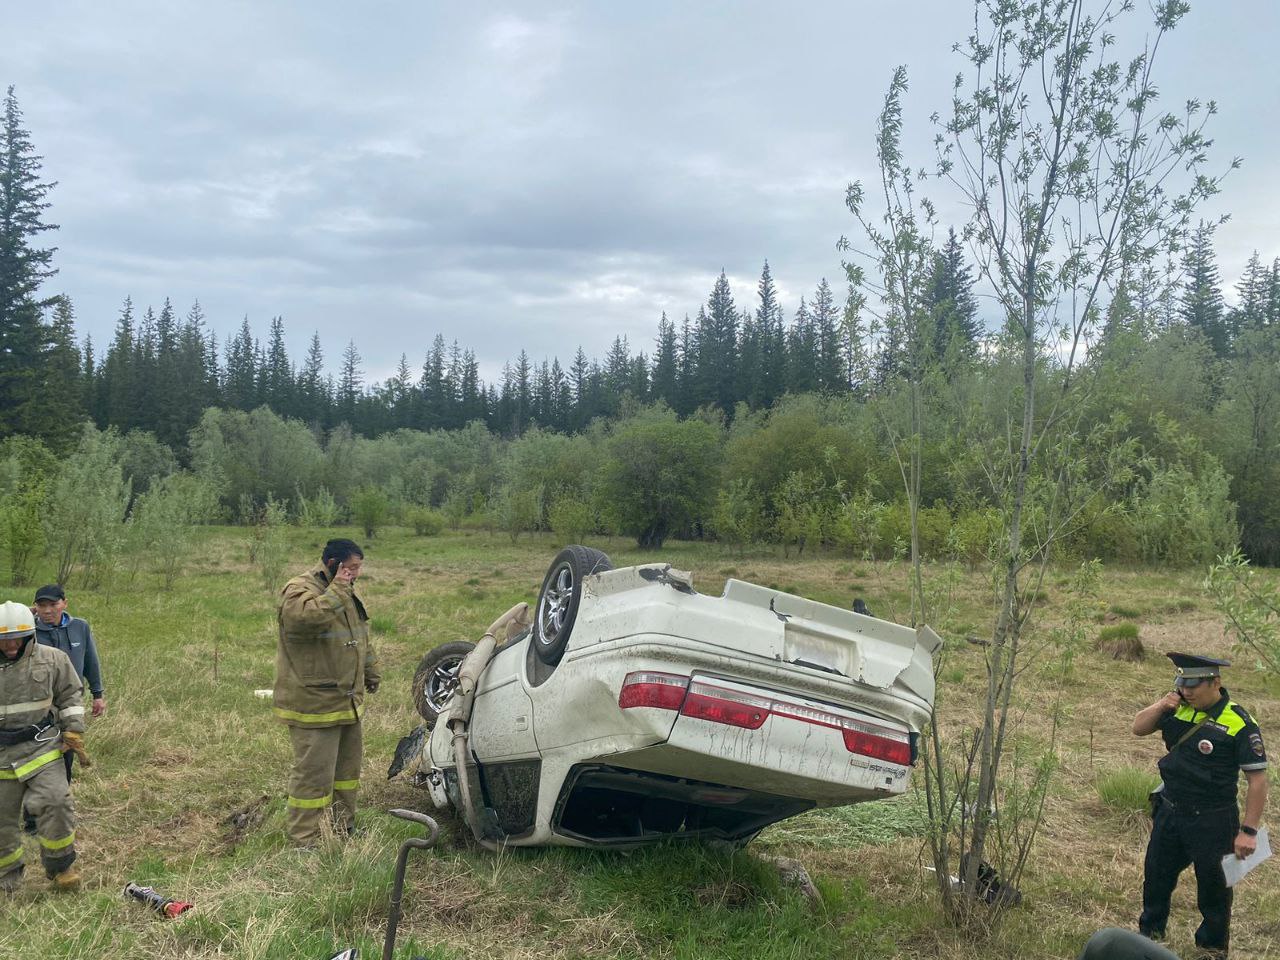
[446,602,530,851]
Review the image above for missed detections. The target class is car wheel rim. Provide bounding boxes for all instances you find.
[538,563,573,646]
[424,657,464,713]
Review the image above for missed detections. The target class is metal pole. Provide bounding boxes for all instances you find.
[382,808,439,960]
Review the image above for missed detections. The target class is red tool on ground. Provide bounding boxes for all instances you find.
[123,881,193,918]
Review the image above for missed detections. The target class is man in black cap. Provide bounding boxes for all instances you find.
[1132,652,1268,958]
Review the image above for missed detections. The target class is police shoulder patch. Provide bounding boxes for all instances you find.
[1249,732,1265,756]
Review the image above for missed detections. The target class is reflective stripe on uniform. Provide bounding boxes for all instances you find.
[0,846,22,869]
[1174,701,1247,736]
[59,705,85,719]
[273,704,363,724]
[287,792,333,809]
[0,696,53,717]
[0,749,64,780]
[1217,704,1247,736]
[333,779,359,791]
[38,831,75,851]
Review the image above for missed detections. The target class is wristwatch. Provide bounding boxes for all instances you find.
[1240,825,1258,837]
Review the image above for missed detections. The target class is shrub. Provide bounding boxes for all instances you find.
[1207,549,1280,675]
[493,483,543,542]
[247,496,290,592]
[132,472,221,590]
[949,507,1002,569]
[350,486,391,539]
[295,485,340,527]
[42,425,131,588]
[1129,418,1239,565]
[596,411,721,549]
[404,506,446,537]
[829,488,882,560]
[873,501,951,560]
[1096,767,1160,815]
[773,471,829,557]
[2,477,45,586]
[441,487,471,530]
[548,498,596,543]
[709,478,766,554]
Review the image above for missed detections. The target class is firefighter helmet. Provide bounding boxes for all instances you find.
[0,600,36,640]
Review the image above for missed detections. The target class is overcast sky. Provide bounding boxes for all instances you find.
[9,2,1279,385]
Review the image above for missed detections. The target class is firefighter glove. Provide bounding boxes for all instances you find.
[61,730,92,769]
[365,679,380,694]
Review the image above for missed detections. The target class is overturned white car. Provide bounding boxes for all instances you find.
[393,546,939,849]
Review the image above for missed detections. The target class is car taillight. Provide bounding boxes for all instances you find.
[618,673,912,766]
[618,671,690,710]
[680,682,771,729]
[841,719,912,765]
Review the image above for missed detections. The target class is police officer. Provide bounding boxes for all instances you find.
[1133,652,1268,959]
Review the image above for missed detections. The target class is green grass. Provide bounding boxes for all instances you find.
[1097,622,1139,642]
[1108,602,1144,619]
[1095,767,1160,816]
[3,527,1278,960]
[762,793,928,850]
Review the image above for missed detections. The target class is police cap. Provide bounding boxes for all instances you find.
[1166,651,1230,681]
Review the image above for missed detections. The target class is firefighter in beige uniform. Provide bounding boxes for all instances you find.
[0,600,86,892]
[274,539,380,845]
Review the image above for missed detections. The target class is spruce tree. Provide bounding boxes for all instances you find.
[82,334,101,426]
[419,335,446,429]
[149,298,187,449]
[1179,222,1228,356]
[569,346,589,422]
[261,316,293,416]
[102,297,136,429]
[811,278,844,391]
[549,358,570,431]
[1232,251,1269,334]
[924,228,980,363]
[174,300,217,450]
[460,349,484,424]
[298,331,327,423]
[443,341,463,428]
[35,296,84,448]
[0,87,60,438]
[753,261,786,408]
[513,349,532,435]
[338,339,363,426]
[676,314,695,416]
[785,297,819,395]
[651,311,679,407]
[704,272,739,415]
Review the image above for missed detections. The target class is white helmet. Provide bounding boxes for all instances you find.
[0,600,36,640]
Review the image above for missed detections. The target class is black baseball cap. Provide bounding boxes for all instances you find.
[34,584,66,602]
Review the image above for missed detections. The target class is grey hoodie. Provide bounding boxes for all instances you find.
[34,613,104,698]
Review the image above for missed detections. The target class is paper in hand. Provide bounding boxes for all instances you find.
[1222,827,1271,888]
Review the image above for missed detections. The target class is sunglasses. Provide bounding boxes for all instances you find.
[1175,676,1211,689]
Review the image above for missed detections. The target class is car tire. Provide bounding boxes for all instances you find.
[412,640,476,723]
[532,545,613,666]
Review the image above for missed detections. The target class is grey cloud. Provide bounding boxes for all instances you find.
[10,1,1280,387]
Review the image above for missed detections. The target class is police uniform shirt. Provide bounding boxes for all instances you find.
[1157,688,1267,807]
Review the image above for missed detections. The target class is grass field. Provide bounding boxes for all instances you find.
[3,528,1278,960]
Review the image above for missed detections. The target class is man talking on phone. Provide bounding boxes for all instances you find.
[1133,652,1267,959]
[274,538,381,846]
